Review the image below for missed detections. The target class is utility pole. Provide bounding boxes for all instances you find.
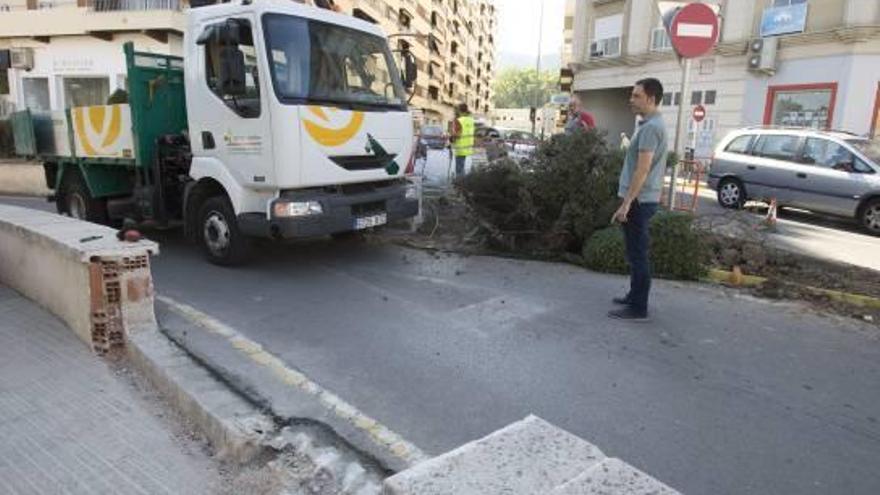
[532,0,544,136]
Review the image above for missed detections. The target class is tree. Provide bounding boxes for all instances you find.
[491,68,557,109]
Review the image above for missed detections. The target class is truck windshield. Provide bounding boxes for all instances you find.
[263,14,407,110]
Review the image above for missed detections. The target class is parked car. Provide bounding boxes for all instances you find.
[419,124,448,150]
[708,127,880,235]
[499,128,538,161]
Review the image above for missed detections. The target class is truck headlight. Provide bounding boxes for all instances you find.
[273,201,323,217]
[405,184,419,200]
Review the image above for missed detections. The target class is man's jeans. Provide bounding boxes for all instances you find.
[455,155,467,176]
[622,200,658,314]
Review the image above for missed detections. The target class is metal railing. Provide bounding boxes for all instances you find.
[89,0,180,12]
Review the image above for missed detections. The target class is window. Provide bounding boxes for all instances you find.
[801,138,859,171]
[725,135,754,154]
[263,14,406,110]
[591,14,622,58]
[772,0,806,6]
[661,92,672,106]
[0,69,9,96]
[674,92,681,105]
[22,77,50,111]
[651,27,672,52]
[754,134,800,161]
[204,19,260,118]
[691,91,702,105]
[705,90,716,105]
[765,84,836,129]
[63,77,109,107]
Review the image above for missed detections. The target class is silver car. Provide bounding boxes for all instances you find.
[707,128,880,235]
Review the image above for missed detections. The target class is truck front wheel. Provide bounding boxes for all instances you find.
[197,196,251,266]
[57,172,108,224]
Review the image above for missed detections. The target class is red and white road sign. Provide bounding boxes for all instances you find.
[693,104,706,122]
[669,3,719,59]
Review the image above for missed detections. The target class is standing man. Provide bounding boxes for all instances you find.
[609,78,668,322]
[564,94,596,134]
[450,103,475,177]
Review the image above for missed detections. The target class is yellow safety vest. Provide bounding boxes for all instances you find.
[453,115,475,157]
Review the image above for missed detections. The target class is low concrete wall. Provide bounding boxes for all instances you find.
[0,163,51,197]
[0,204,157,352]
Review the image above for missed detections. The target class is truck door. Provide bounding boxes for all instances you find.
[191,16,275,195]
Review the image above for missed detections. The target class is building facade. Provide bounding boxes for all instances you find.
[562,0,880,151]
[0,0,497,128]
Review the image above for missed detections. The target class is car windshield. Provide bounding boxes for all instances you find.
[263,14,407,110]
[846,139,880,164]
[422,125,443,136]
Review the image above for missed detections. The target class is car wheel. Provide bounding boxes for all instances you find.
[57,171,108,224]
[197,196,251,266]
[860,198,880,236]
[717,178,745,210]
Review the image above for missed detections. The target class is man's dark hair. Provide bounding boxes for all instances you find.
[635,78,664,105]
[458,103,469,114]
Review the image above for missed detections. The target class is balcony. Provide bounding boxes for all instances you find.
[0,0,184,37]
[88,0,181,11]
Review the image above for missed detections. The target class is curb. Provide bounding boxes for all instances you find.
[705,268,880,310]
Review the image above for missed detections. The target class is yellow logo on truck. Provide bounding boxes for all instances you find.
[72,105,122,156]
[302,106,364,147]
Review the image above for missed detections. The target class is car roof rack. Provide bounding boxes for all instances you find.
[740,125,861,136]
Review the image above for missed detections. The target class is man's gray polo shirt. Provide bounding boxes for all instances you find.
[618,112,668,203]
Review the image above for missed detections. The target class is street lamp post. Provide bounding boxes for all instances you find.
[532,0,544,136]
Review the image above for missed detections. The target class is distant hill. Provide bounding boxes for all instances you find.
[498,51,561,72]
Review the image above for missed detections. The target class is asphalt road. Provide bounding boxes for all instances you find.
[3,195,880,494]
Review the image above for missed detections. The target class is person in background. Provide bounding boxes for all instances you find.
[449,103,475,177]
[619,132,631,150]
[564,95,596,134]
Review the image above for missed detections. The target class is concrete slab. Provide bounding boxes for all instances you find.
[382,415,606,495]
[550,458,679,495]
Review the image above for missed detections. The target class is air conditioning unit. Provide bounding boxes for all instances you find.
[10,47,34,71]
[747,37,777,75]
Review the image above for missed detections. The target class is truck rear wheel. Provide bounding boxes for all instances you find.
[57,172,108,224]
[197,196,250,266]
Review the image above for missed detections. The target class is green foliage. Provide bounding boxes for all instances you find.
[583,211,708,280]
[649,211,708,280]
[582,227,627,274]
[458,130,622,253]
[491,68,557,109]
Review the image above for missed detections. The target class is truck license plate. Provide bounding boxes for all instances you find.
[354,213,387,230]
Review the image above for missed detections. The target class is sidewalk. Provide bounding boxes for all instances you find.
[0,284,219,494]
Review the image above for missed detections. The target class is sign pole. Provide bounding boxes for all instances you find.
[668,57,692,209]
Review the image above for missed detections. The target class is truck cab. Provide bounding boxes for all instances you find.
[184,0,419,264]
[14,0,419,266]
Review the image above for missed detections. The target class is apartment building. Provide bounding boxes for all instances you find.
[562,0,880,150]
[0,0,496,126]
[335,0,497,126]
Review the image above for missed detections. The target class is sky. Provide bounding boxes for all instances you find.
[494,0,567,61]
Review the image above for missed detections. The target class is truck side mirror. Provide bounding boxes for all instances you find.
[219,46,247,97]
[401,50,417,90]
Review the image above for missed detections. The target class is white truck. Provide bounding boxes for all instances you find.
[12,0,420,265]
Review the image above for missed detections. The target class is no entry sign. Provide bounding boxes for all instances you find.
[668,3,719,59]
[693,104,706,122]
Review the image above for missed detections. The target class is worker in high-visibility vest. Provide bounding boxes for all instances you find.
[450,103,475,177]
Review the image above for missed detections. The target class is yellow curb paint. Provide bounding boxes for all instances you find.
[160,296,428,465]
[706,268,766,287]
[705,270,880,310]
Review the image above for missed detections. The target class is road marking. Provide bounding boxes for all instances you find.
[156,295,429,467]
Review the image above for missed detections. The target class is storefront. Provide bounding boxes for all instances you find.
[1,33,179,115]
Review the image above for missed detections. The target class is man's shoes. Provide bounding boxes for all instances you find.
[608,307,650,322]
[612,296,631,305]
